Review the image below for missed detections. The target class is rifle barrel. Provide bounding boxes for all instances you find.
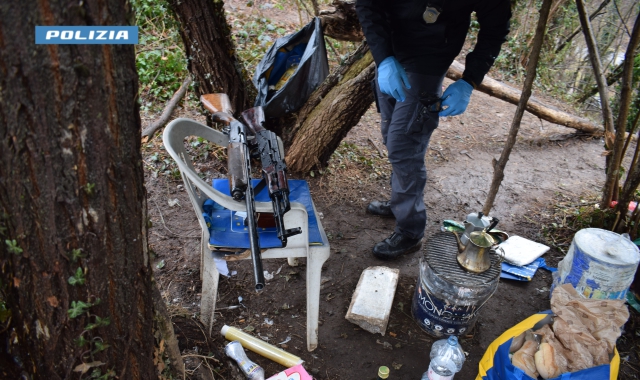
[245,181,265,291]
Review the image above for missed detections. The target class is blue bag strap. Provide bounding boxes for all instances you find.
[560,373,571,380]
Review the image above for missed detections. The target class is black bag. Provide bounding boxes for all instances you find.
[253,17,329,118]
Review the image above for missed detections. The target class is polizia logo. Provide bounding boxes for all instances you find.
[35,26,138,44]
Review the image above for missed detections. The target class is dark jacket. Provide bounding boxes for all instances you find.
[356,0,511,86]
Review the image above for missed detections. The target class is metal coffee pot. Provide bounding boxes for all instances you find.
[452,217,499,273]
[460,212,492,245]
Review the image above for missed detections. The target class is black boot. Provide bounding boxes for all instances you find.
[367,200,394,218]
[373,232,422,260]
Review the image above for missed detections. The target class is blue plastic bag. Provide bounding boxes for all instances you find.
[477,312,620,380]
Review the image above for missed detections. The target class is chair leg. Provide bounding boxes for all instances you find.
[200,230,206,282]
[305,247,330,351]
[200,248,220,336]
[287,257,299,267]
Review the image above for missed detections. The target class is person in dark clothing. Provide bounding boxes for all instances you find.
[356,0,511,260]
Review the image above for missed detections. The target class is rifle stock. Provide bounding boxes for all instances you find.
[201,93,234,114]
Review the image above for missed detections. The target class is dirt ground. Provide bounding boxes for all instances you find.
[142,77,640,379]
[139,3,640,379]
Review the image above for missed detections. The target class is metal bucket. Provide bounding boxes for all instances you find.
[411,232,501,337]
[551,228,640,299]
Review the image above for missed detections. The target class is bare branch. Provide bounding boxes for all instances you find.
[141,76,192,138]
[612,0,632,37]
[555,0,611,53]
[483,0,554,215]
[607,11,640,212]
[575,0,616,138]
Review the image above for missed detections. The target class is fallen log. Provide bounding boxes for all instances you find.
[447,61,604,135]
[142,76,192,138]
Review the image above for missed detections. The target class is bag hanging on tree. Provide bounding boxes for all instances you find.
[253,17,329,118]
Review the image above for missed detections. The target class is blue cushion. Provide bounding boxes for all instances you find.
[205,179,324,249]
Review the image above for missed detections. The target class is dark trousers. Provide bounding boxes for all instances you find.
[375,71,445,240]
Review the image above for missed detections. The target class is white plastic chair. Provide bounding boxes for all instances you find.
[162,118,330,351]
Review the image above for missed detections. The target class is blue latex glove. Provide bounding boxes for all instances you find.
[377,56,411,102]
[439,79,473,117]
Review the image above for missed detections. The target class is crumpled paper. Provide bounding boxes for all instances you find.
[535,284,629,372]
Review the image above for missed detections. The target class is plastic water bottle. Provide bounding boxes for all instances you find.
[421,336,465,380]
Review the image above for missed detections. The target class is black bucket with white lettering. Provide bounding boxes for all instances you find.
[411,232,500,337]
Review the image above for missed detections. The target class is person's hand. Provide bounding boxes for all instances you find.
[377,56,411,102]
[439,79,473,117]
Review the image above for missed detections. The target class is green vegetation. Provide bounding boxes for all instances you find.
[5,239,22,255]
[132,0,188,109]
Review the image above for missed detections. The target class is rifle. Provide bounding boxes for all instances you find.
[201,93,265,291]
[241,107,301,247]
[200,93,301,291]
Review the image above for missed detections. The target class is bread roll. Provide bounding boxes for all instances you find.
[519,340,538,356]
[512,340,539,379]
[509,331,526,353]
[512,351,538,378]
[535,342,562,379]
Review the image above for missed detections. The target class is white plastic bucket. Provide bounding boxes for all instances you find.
[551,228,640,299]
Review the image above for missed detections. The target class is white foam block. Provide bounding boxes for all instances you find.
[345,266,400,335]
[498,235,550,266]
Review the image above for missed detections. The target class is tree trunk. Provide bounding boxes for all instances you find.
[0,1,157,379]
[483,0,554,215]
[168,0,251,113]
[285,43,375,173]
[610,12,640,215]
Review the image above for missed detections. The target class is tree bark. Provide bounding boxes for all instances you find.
[0,1,157,378]
[319,0,364,42]
[483,0,554,215]
[284,43,375,173]
[446,61,604,135]
[168,0,251,113]
[608,12,640,214]
[575,0,616,138]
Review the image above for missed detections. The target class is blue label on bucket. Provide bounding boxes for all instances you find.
[411,280,481,337]
[556,239,638,300]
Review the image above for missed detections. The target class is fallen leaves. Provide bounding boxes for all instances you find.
[73,361,104,375]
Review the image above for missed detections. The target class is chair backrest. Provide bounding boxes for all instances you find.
[162,118,276,214]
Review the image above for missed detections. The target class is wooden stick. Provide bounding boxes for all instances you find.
[483,0,554,215]
[603,12,640,210]
[141,76,192,138]
[575,0,615,137]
